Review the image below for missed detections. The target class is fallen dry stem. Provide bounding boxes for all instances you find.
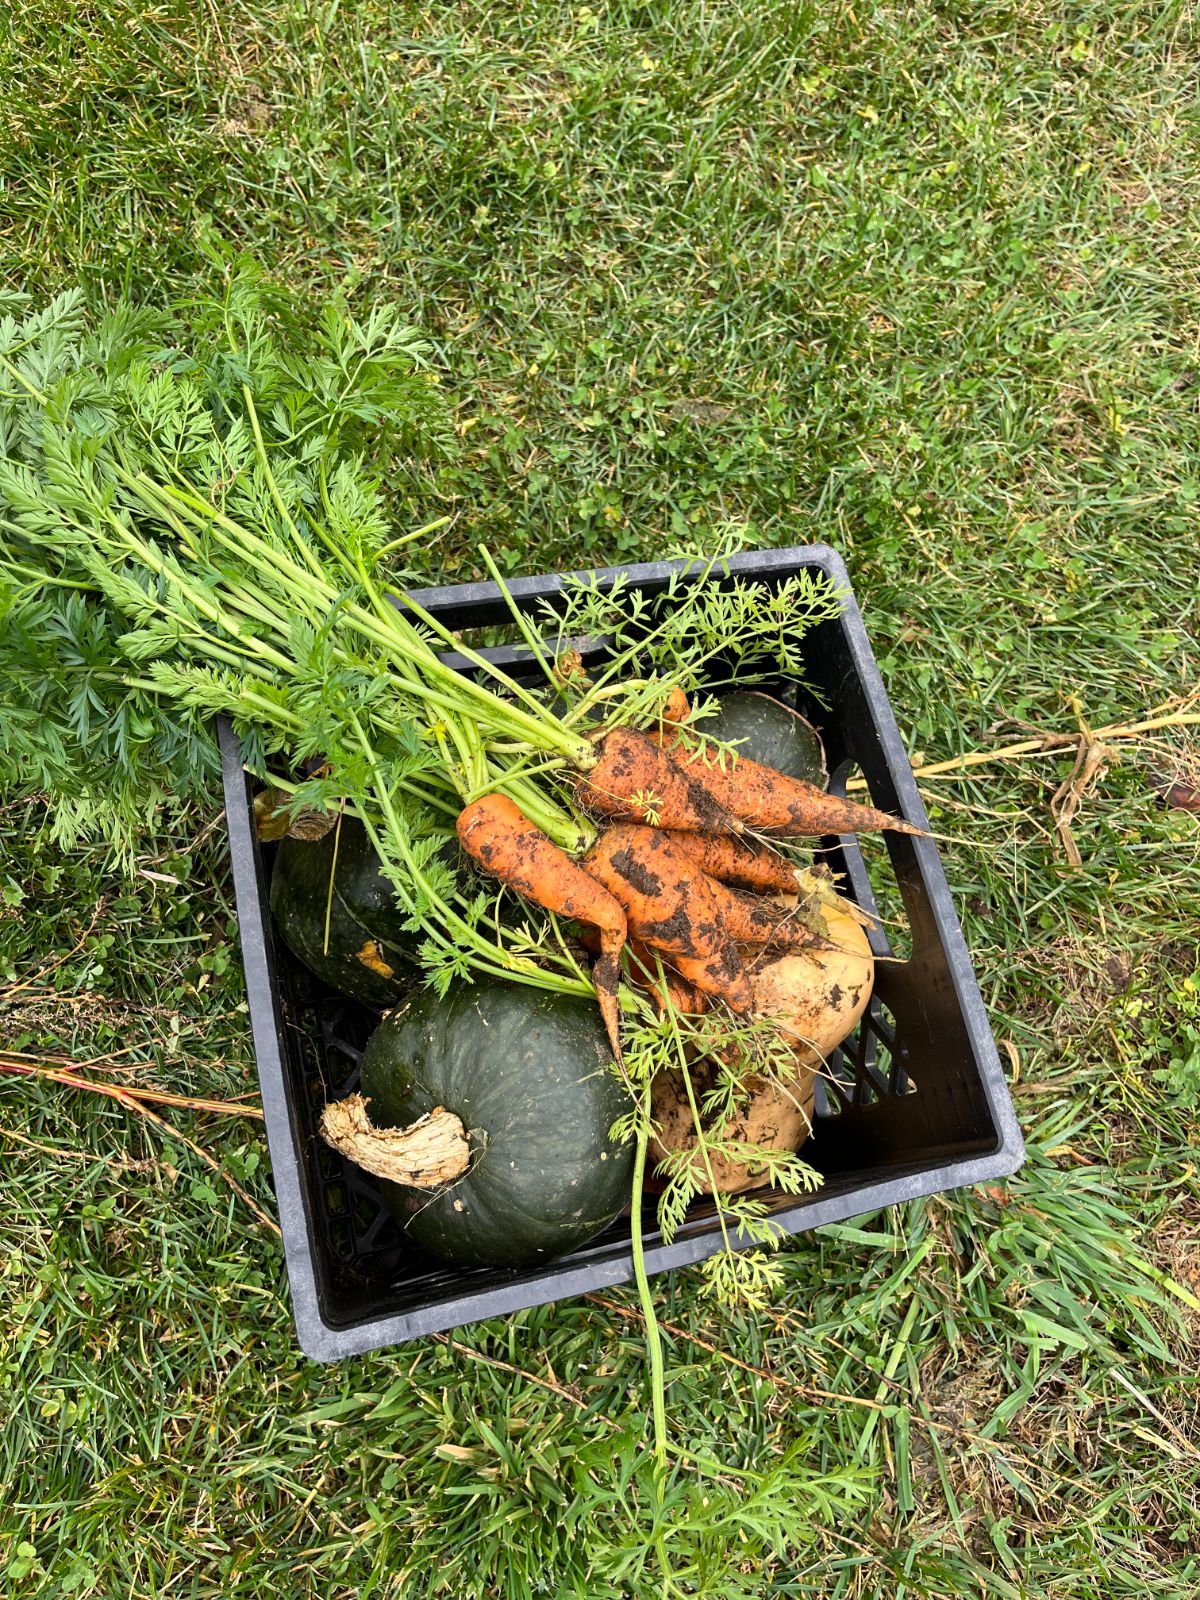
[588,1294,1035,1463]
[432,1333,617,1427]
[0,1054,264,1119]
[1050,738,1112,865]
[118,1096,278,1232]
[591,1293,920,1420]
[1108,1368,1200,1462]
[23,1042,152,1074]
[848,707,1200,788]
[0,1056,277,1231]
[0,1123,118,1162]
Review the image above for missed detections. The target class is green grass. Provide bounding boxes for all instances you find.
[3,0,1200,1593]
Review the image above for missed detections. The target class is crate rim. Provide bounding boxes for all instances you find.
[219,542,1024,1362]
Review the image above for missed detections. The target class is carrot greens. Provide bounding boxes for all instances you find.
[0,273,857,1472]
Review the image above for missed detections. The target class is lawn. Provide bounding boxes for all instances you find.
[2,0,1199,1594]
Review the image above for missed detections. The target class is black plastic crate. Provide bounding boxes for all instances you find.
[220,544,1023,1360]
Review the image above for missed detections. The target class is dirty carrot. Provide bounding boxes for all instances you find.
[661,735,924,838]
[666,948,754,1013]
[582,825,754,1013]
[659,685,691,726]
[700,876,833,953]
[456,795,627,1060]
[659,831,799,895]
[576,727,742,835]
[625,939,709,1016]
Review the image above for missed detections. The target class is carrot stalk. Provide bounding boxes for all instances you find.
[456,796,627,1060]
[576,727,742,835]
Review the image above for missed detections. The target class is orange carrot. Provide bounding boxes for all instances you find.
[699,875,833,953]
[661,733,924,837]
[659,831,799,895]
[625,938,709,1017]
[583,826,724,956]
[659,974,708,1016]
[576,727,741,835]
[582,825,754,1012]
[668,947,754,1014]
[660,685,691,726]
[624,936,662,987]
[456,796,626,1060]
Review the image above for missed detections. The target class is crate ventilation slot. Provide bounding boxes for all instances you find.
[813,997,915,1118]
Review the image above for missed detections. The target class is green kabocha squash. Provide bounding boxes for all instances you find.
[269,818,419,1006]
[337,982,634,1268]
[310,814,427,949]
[695,690,827,787]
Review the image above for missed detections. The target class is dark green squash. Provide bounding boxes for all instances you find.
[695,691,827,787]
[270,819,415,1005]
[359,982,633,1268]
[315,816,424,949]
